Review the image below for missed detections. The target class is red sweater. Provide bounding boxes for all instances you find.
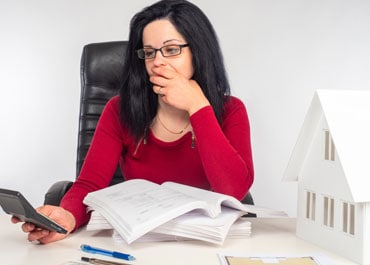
[61,96,254,229]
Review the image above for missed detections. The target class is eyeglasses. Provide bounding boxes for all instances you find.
[137,44,189,60]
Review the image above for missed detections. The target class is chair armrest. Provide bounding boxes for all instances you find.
[44,180,73,206]
[242,191,257,217]
[241,191,254,205]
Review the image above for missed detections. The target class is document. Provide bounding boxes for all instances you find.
[88,208,252,244]
[218,253,337,265]
[83,179,250,244]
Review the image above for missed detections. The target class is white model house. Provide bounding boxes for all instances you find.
[284,89,370,265]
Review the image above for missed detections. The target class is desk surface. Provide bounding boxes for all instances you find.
[1,216,358,265]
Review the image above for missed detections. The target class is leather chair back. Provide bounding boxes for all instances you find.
[78,41,128,185]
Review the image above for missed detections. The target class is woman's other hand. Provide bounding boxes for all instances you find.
[11,205,76,244]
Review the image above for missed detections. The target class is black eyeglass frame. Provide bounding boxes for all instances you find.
[136,44,189,60]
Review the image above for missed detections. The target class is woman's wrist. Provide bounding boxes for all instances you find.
[64,208,77,233]
[188,98,210,116]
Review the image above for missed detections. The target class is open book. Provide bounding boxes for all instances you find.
[83,179,250,244]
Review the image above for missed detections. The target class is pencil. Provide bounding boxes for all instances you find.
[81,256,131,265]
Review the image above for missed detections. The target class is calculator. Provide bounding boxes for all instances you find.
[0,188,67,234]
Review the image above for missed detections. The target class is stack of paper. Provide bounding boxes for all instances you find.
[113,218,252,243]
[87,208,251,245]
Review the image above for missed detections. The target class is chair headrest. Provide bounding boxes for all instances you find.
[81,41,128,89]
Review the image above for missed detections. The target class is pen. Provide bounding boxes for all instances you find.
[81,256,131,265]
[80,244,135,261]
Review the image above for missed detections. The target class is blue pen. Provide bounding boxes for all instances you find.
[80,244,136,261]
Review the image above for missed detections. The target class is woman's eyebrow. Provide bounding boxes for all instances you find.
[163,39,183,44]
[143,39,183,48]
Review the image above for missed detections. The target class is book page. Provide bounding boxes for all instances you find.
[162,182,248,217]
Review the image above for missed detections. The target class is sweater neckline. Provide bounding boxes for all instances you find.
[148,129,193,147]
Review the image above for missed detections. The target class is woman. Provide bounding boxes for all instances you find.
[13,0,254,244]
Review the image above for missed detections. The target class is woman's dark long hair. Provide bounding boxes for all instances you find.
[120,0,230,141]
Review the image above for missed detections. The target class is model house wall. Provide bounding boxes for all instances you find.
[284,90,370,265]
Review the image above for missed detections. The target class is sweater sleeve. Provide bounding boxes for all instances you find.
[60,96,125,229]
[189,97,254,200]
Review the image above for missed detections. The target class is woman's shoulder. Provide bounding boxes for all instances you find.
[106,95,120,107]
[100,95,132,136]
[102,95,120,113]
[99,95,121,121]
[224,95,247,112]
[222,96,250,125]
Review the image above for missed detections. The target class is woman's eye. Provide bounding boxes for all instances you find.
[164,46,180,55]
[144,50,155,57]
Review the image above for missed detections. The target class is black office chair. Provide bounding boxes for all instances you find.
[44,41,255,216]
[44,41,127,206]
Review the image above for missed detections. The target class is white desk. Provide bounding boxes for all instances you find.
[1,216,358,265]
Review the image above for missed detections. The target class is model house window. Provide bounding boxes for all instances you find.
[343,202,355,235]
[306,191,316,221]
[324,130,335,161]
[323,196,334,228]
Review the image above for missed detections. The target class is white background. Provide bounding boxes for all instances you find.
[1,0,369,217]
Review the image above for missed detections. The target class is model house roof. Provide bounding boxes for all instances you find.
[284,89,370,202]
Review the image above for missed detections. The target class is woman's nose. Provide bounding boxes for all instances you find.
[152,50,166,66]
